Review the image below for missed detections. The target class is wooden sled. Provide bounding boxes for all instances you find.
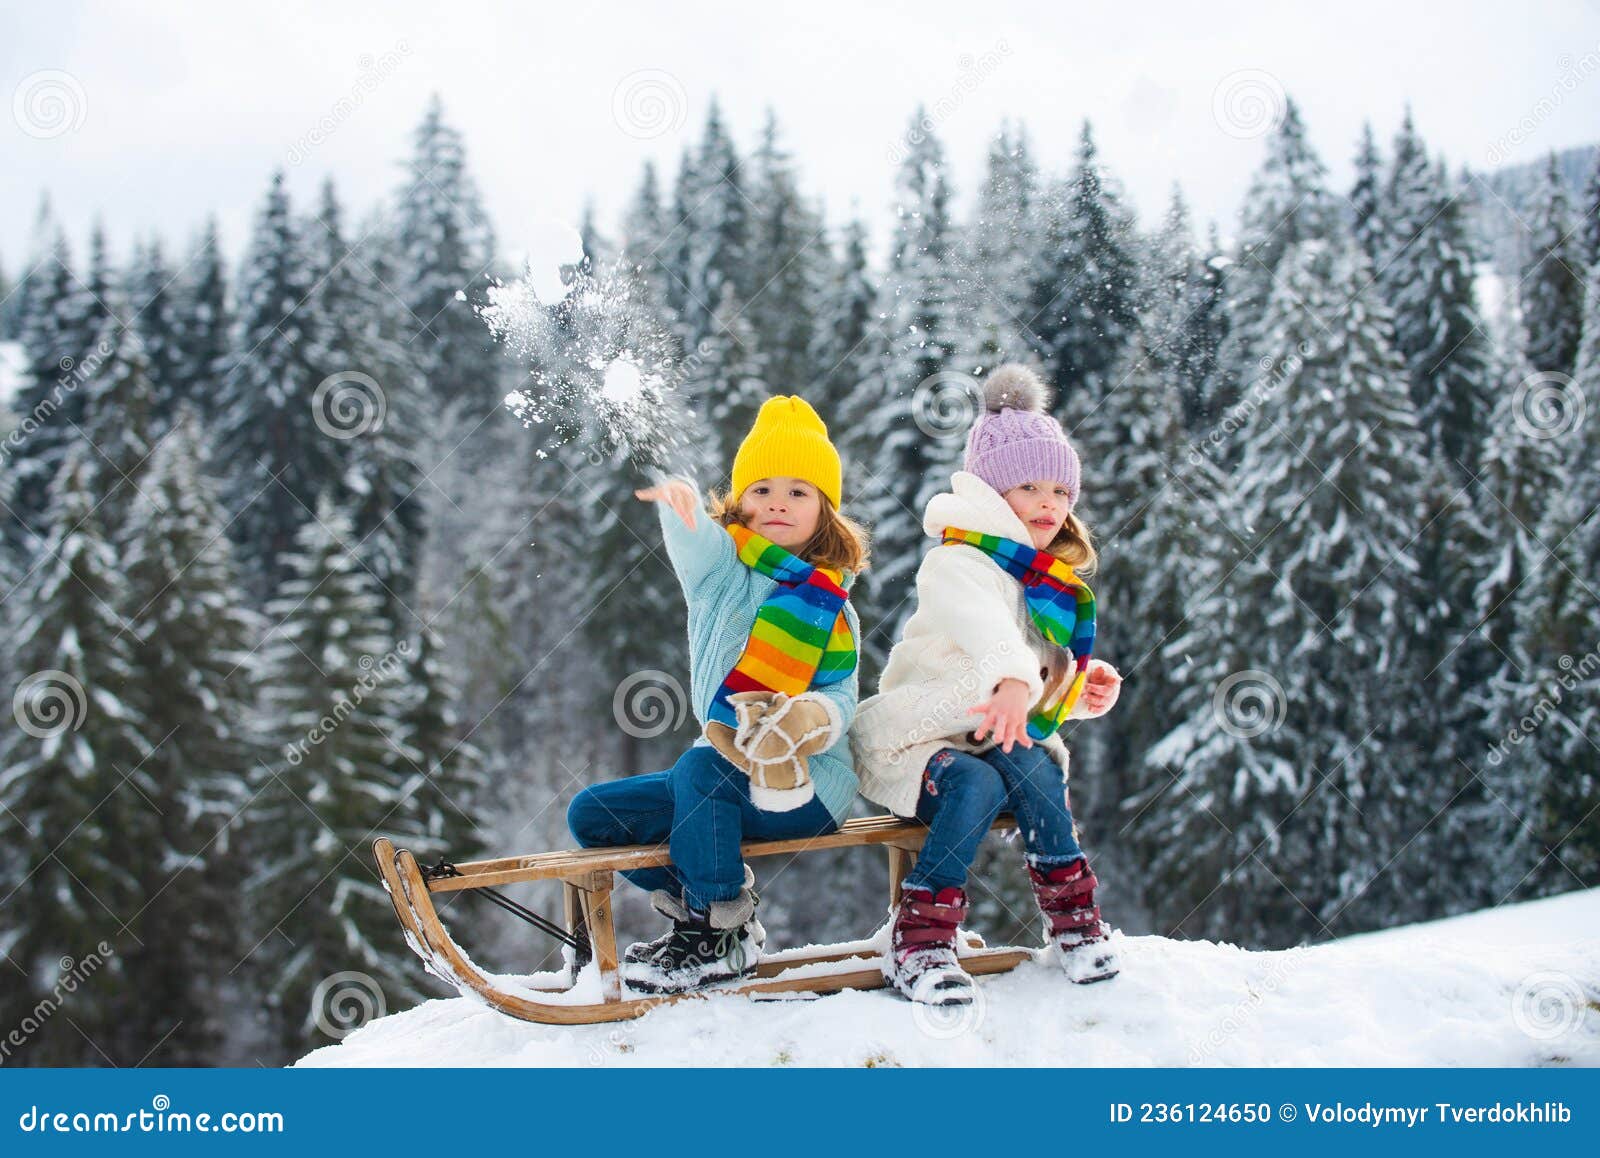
[373,814,1034,1025]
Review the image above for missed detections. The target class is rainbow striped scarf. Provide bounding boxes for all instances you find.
[941,528,1096,740]
[708,524,855,730]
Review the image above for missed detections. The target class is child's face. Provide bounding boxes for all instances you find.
[1004,479,1072,550]
[739,477,822,550]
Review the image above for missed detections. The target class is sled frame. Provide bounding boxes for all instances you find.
[373,815,1032,1025]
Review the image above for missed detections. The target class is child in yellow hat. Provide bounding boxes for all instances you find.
[567,395,870,994]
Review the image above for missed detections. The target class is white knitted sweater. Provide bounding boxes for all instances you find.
[850,472,1109,817]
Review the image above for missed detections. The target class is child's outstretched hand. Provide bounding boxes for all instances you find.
[635,479,700,528]
[1079,659,1122,716]
[969,677,1035,753]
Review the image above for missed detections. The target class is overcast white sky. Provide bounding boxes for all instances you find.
[4,1,1600,275]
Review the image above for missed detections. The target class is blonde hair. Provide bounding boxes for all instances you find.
[1046,510,1098,576]
[708,485,871,574]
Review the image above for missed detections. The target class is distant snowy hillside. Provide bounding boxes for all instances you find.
[298,888,1600,1068]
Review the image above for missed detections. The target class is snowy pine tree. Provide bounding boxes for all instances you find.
[79,223,121,351]
[4,228,101,552]
[962,121,1042,369]
[1211,98,1341,430]
[174,217,233,421]
[303,178,427,632]
[813,217,877,385]
[1028,121,1138,415]
[1520,152,1585,377]
[1349,121,1386,264]
[1472,342,1573,898]
[127,238,188,434]
[673,100,751,355]
[76,316,159,528]
[1180,223,1232,430]
[217,170,346,600]
[1135,239,1434,946]
[1378,117,1494,479]
[1095,211,1234,785]
[118,409,262,1063]
[245,496,427,1056]
[1579,149,1600,273]
[0,254,14,341]
[1142,186,1229,432]
[692,282,770,472]
[855,109,963,664]
[0,448,153,1064]
[393,623,488,856]
[619,159,676,314]
[745,111,826,394]
[394,94,501,417]
[1514,259,1600,892]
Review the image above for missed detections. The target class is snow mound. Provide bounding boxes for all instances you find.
[297,889,1600,1068]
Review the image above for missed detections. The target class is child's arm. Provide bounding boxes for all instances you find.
[636,476,735,594]
[1067,659,1121,718]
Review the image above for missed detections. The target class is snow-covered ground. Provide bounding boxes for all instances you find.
[297,888,1600,1068]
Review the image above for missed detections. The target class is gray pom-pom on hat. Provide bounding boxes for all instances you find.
[982,362,1050,413]
[963,363,1081,507]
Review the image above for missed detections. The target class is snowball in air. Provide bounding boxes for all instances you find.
[600,359,646,407]
[517,218,586,304]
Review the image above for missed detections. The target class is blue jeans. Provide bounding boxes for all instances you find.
[566,745,839,913]
[904,744,1084,894]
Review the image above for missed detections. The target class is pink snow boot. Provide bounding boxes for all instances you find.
[885,885,976,1005]
[1029,856,1119,984]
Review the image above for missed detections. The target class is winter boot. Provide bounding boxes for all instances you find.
[884,885,976,1005]
[621,875,764,994]
[1029,856,1119,983]
[623,864,764,965]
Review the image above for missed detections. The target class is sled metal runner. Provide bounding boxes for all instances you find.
[374,815,1032,1025]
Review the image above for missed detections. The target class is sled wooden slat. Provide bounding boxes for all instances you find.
[376,835,1031,1025]
[887,845,915,907]
[423,813,1017,893]
[373,813,1033,1026]
[579,871,621,1002]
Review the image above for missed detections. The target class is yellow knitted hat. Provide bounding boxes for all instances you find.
[730,395,842,509]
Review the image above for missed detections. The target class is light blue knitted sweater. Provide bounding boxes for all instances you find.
[654,498,862,825]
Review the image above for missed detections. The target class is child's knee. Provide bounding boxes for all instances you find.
[932,753,1007,814]
[991,743,1063,794]
[670,745,740,799]
[566,786,610,846]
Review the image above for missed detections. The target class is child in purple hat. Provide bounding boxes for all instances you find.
[851,363,1124,1006]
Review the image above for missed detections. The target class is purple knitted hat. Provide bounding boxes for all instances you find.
[963,363,1081,508]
